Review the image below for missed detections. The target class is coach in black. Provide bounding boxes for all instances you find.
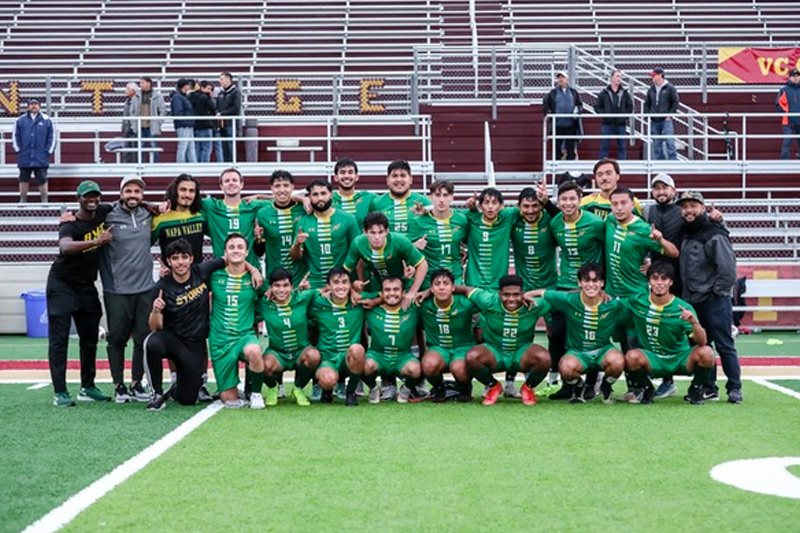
[47,181,113,407]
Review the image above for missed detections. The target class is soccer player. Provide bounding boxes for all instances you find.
[259,269,321,406]
[579,158,643,220]
[151,173,207,263]
[291,179,359,289]
[255,170,307,280]
[362,277,424,404]
[465,187,519,290]
[208,233,266,409]
[310,267,366,406]
[407,180,468,288]
[332,158,377,229]
[461,275,552,406]
[201,168,267,266]
[417,269,477,402]
[512,187,558,292]
[344,211,428,309]
[369,159,431,233]
[623,262,715,405]
[527,263,627,404]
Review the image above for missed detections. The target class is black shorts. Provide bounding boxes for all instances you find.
[19,167,48,185]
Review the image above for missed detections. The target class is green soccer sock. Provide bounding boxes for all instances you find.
[473,366,498,387]
[249,370,264,394]
[525,370,547,389]
[346,374,361,395]
[362,373,377,389]
[628,369,650,389]
[264,374,278,388]
[295,364,314,389]
[691,364,711,388]
[404,375,423,389]
[428,373,444,388]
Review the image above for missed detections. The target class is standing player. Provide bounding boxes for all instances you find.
[362,277,424,404]
[623,262,715,405]
[527,263,628,404]
[291,179,359,289]
[255,170,307,280]
[152,174,207,263]
[512,187,558,292]
[407,180,469,288]
[259,269,321,407]
[369,160,431,233]
[417,269,478,402]
[580,158,643,220]
[208,234,266,409]
[310,267,366,406]
[462,275,552,406]
[332,158,377,229]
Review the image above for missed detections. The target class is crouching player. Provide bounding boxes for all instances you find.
[526,263,627,404]
[310,267,365,406]
[462,275,552,406]
[624,262,715,405]
[417,268,478,402]
[260,269,321,407]
[362,277,424,403]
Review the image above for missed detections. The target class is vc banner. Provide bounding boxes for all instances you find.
[718,47,800,84]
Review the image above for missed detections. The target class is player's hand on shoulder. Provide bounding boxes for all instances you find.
[401,291,416,311]
[413,235,427,250]
[250,269,264,289]
[59,211,76,224]
[414,288,431,305]
[254,222,264,243]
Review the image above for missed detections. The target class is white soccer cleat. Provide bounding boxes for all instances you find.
[250,392,265,410]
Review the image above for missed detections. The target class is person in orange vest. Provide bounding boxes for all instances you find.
[775,67,800,159]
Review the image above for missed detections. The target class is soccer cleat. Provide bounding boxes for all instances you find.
[414,383,430,399]
[639,382,656,404]
[78,386,111,402]
[277,384,286,399]
[223,399,248,409]
[129,382,150,403]
[146,393,167,411]
[654,381,677,400]
[397,385,411,404]
[504,380,521,398]
[727,389,743,404]
[197,385,214,403]
[265,386,279,406]
[355,380,365,397]
[310,383,323,402]
[380,383,397,401]
[623,388,641,403]
[114,384,131,404]
[53,391,76,407]
[431,385,447,403]
[520,383,538,406]
[582,384,597,401]
[320,389,334,404]
[345,392,358,407]
[548,383,574,401]
[368,386,381,404]
[457,382,473,403]
[686,385,706,405]
[482,382,503,406]
[600,378,615,405]
[292,387,310,407]
[686,387,719,402]
[334,382,347,400]
[250,392,265,410]
[568,380,586,404]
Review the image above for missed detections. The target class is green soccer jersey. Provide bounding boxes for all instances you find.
[542,290,629,353]
[580,192,643,220]
[296,208,359,289]
[259,289,316,353]
[407,210,469,288]
[151,209,207,263]
[467,288,550,354]
[625,293,696,356]
[605,215,664,297]
[369,191,431,233]
[511,211,558,291]
[550,210,606,289]
[343,232,425,287]
[418,295,477,349]
[333,190,377,229]
[366,304,419,356]
[256,200,307,279]
[309,293,365,356]
[201,197,267,265]
[465,207,519,289]
[209,269,262,347]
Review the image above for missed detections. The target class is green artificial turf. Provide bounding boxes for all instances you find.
[771,379,800,393]
[60,382,799,533]
[0,384,201,533]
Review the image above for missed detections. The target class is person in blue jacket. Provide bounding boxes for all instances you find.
[13,97,55,202]
[170,78,197,163]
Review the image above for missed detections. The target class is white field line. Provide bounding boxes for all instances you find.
[26,382,50,390]
[752,379,800,400]
[22,402,223,533]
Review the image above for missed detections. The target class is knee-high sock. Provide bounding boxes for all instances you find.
[473,365,498,387]
[525,370,547,388]
[295,364,314,389]
[249,369,264,394]
[362,373,377,389]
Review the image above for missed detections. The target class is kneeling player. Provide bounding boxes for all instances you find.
[362,277,423,403]
[623,262,715,404]
[527,263,626,404]
[260,268,321,407]
[463,275,552,406]
[310,267,365,406]
[417,268,477,402]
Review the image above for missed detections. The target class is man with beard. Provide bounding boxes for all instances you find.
[255,170,308,280]
[580,159,642,220]
[369,160,431,233]
[677,191,742,404]
[332,158,376,229]
[47,181,113,407]
[595,70,634,160]
[152,174,206,263]
[291,179,359,289]
[100,176,156,403]
[215,71,241,162]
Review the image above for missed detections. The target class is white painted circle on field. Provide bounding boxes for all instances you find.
[711,457,800,500]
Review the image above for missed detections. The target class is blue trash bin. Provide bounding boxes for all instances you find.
[20,290,48,338]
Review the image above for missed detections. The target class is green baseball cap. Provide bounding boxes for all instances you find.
[676,190,705,205]
[76,180,101,197]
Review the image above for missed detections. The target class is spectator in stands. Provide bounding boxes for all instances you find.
[216,71,242,162]
[170,78,197,164]
[775,67,800,160]
[645,67,679,160]
[12,97,55,203]
[121,82,139,163]
[543,71,582,161]
[595,69,633,160]
[136,76,167,163]
[677,191,742,404]
[189,80,216,163]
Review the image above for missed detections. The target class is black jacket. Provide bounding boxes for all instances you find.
[543,86,582,131]
[645,81,679,122]
[594,84,633,126]
[216,84,242,127]
[188,91,216,130]
[679,215,736,303]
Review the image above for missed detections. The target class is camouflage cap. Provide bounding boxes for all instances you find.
[675,190,705,205]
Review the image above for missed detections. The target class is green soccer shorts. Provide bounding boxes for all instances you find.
[425,345,471,367]
[366,350,416,378]
[642,348,692,378]
[481,343,530,373]
[565,344,618,372]
[209,333,261,392]
[264,345,309,372]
